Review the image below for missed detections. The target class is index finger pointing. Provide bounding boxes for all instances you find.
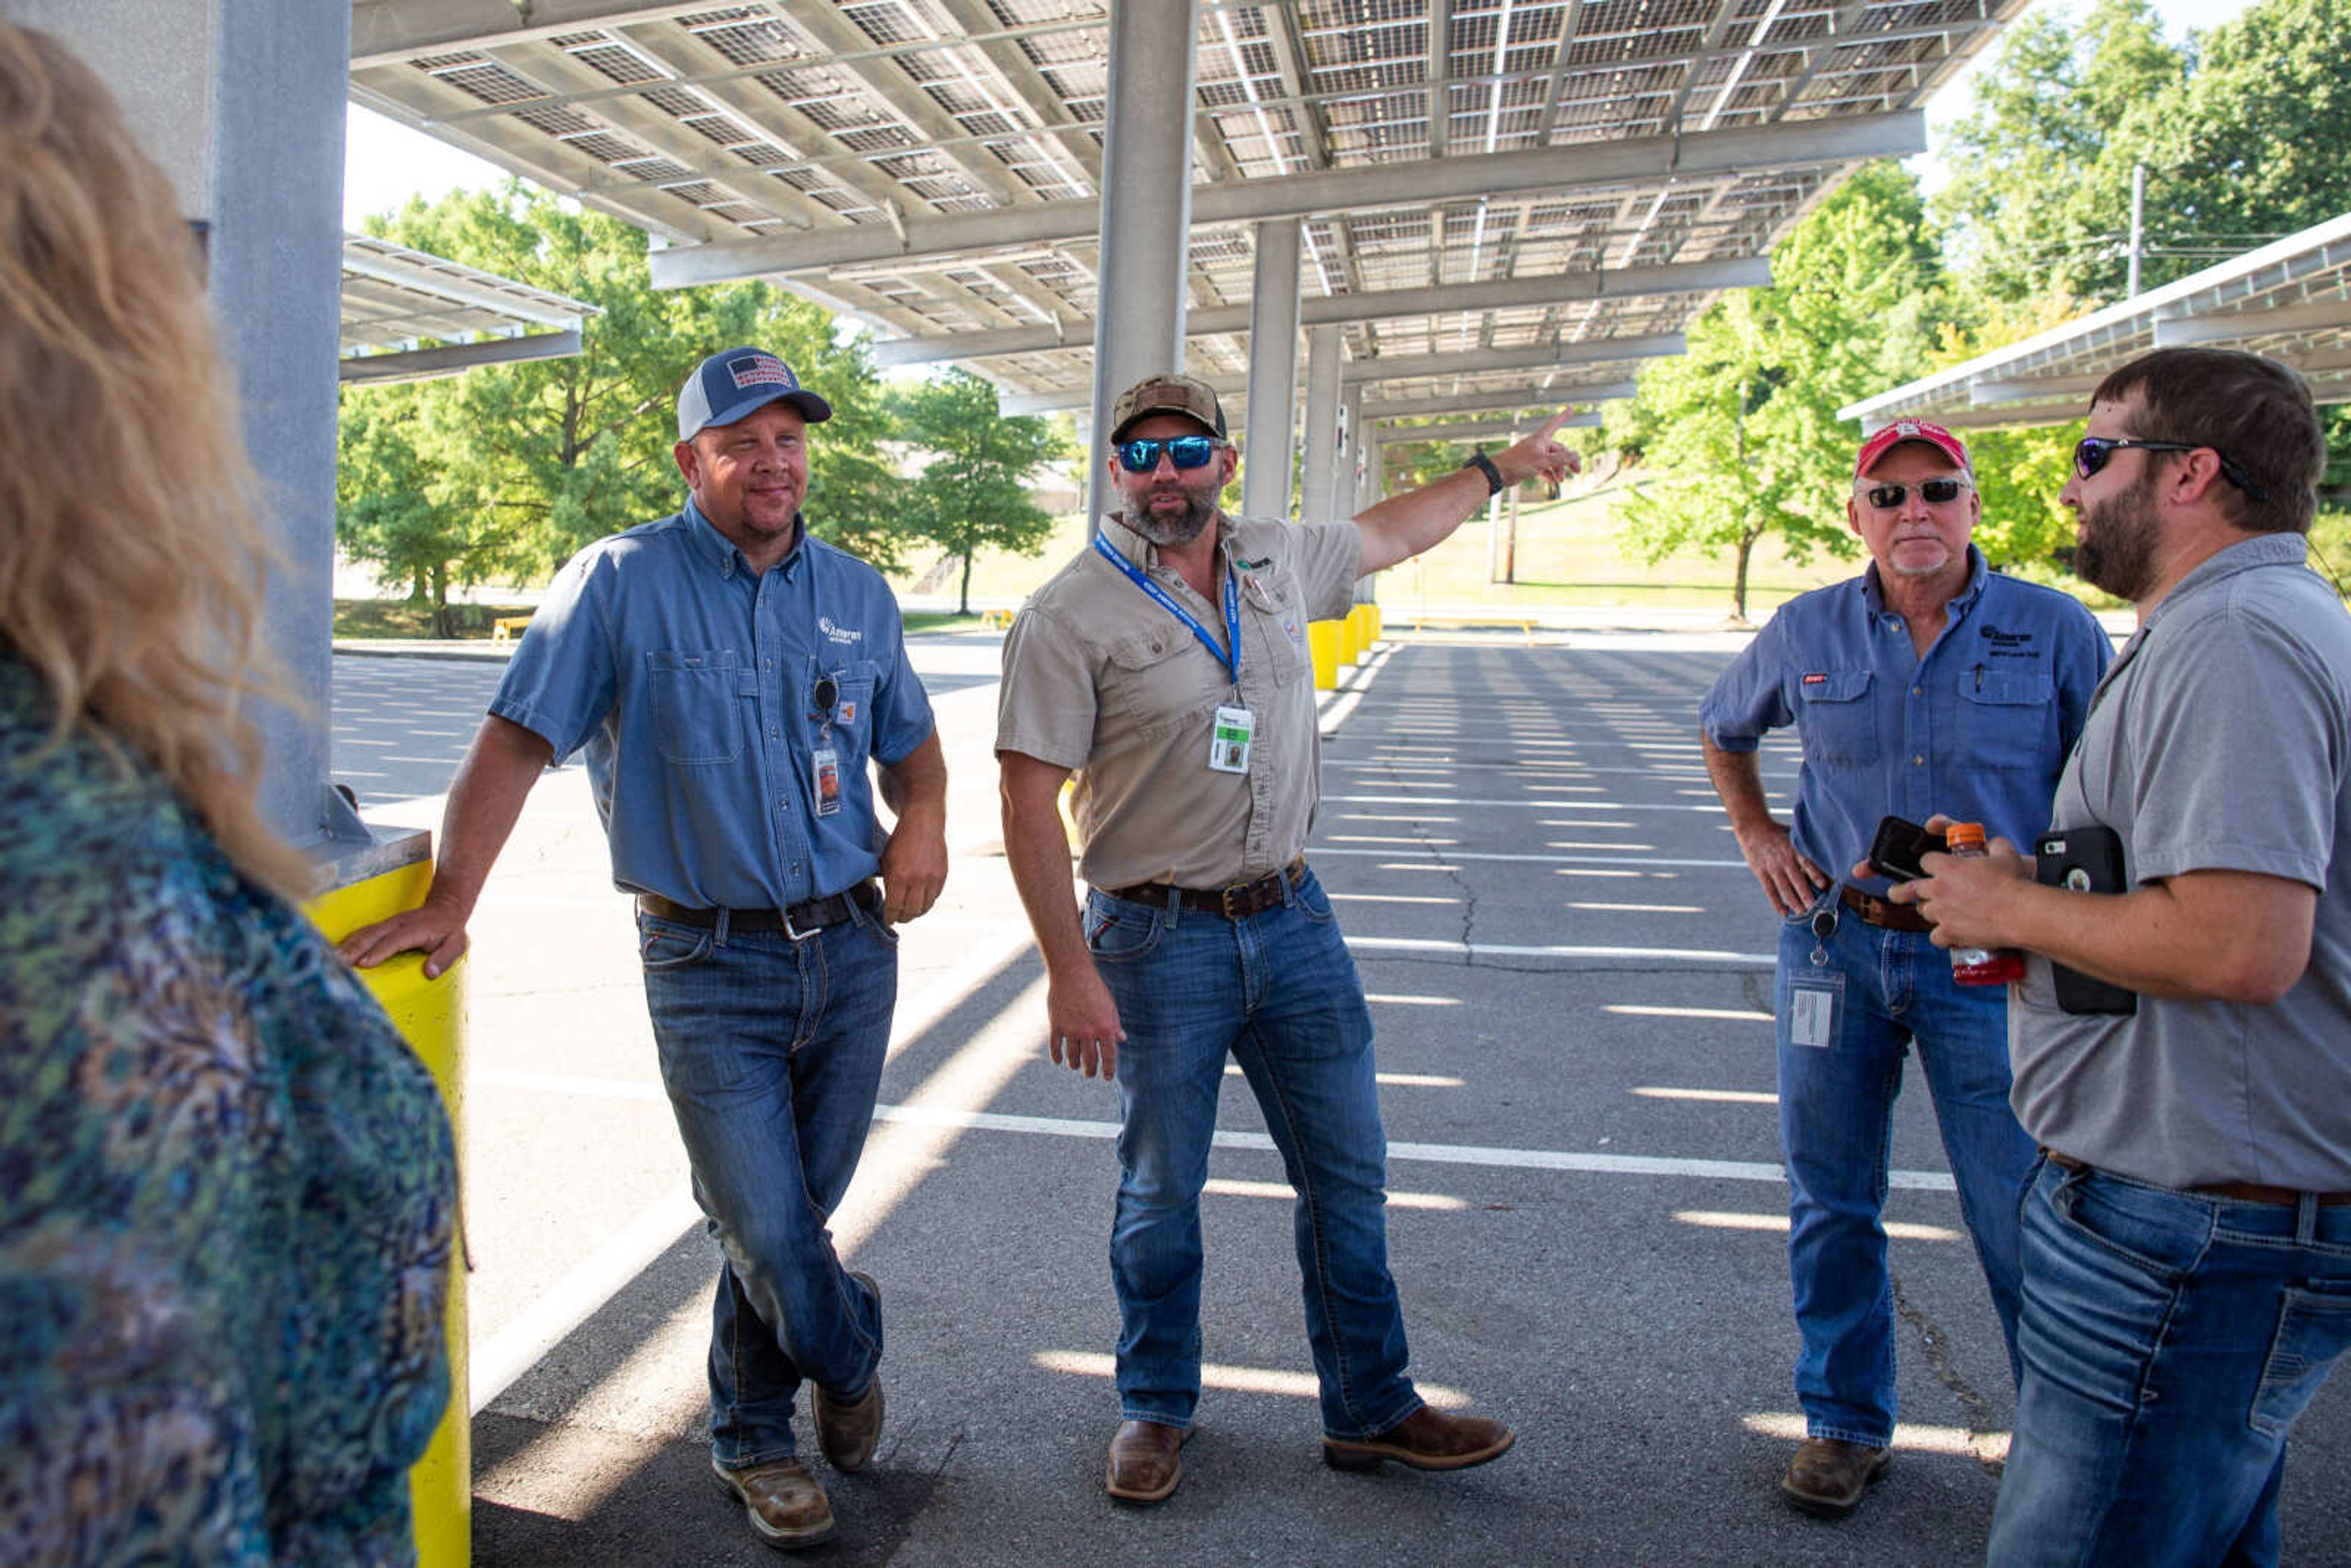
[1535,407,1575,440]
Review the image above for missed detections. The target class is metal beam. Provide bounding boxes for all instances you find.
[650,111,1926,288]
[867,257,1769,366]
[1375,414,1605,444]
[339,329,587,384]
[1340,334,1687,385]
[1970,372,2105,405]
[2153,298,2351,348]
[1002,334,1680,416]
[1364,383,1637,419]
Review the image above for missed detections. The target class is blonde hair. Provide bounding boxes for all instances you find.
[0,23,312,897]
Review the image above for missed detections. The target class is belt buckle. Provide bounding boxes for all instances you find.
[781,901,820,942]
[1220,882,1248,920]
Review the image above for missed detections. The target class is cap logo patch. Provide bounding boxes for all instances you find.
[1894,421,1921,437]
[729,354,793,391]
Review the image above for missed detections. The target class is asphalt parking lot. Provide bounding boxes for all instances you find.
[335,626,2351,1566]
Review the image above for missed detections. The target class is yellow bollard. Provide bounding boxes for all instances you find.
[1338,610,1361,667]
[306,853,470,1568]
[1367,602,1384,643]
[1348,604,1374,663]
[1308,620,1342,689]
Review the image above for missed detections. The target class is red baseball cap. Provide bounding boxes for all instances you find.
[1854,418,1971,479]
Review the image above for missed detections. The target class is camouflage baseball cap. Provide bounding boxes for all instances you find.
[1109,372,1228,442]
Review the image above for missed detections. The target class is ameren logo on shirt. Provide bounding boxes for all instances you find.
[819,617,863,644]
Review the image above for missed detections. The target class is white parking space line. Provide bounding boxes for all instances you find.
[1346,935,1777,964]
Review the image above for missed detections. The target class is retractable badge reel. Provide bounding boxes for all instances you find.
[1789,899,1843,1048]
[811,673,842,817]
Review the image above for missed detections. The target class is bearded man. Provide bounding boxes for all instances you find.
[994,372,1573,1505]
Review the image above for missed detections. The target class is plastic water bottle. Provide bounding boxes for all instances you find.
[1946,822,2025,985]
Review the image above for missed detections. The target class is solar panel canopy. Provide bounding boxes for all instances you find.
[351,0,2030,429]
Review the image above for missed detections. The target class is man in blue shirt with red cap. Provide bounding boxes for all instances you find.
[345,346,947,1553]
[1698,419,2110,1519]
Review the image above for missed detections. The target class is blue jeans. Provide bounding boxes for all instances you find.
[1775,893,2039,1446]
[1988,1160,2351,1567]
[638,901,897,1468]
[1086,867,1419,1439]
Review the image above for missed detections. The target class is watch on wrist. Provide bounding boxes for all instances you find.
[1462,449,1505,497]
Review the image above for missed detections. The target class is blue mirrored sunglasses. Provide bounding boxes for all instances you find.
[2074,436,2270,501]
[1117,435,1226,473]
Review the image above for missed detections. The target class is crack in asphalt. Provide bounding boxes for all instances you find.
[1892,1274,2009,1476]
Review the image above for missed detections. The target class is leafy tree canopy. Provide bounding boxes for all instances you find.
[888,369,1066,613]
[338,182,908,631]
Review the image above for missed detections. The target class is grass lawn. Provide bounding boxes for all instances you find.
[333,599,540,639]
[883,478,1862,623]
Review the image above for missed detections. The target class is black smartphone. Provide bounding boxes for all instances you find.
[2034,826,2137,1015]
[1868,815,1948,882]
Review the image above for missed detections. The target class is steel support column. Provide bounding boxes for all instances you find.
[1299,324,1343,523]
[1086,0,1196,533]
[9,0,367,861]
[1240,218,1301,521]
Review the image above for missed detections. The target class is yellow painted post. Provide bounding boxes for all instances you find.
[1348,604,1374,662]
[306,853,470,1568]
[1338,610,1362,666]
[1367,602,1384,644]
[1308,620,1342,689]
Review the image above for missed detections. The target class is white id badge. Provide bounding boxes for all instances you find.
[1208,705,1254,774]
[1788,973,1844,1049]
[812,746,842,816]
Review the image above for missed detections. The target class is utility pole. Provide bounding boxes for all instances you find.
[2127,163,2146,298]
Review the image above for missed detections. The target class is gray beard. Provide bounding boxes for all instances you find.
[1120,490,1217,547]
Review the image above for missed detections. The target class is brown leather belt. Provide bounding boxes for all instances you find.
[1103,857,1308,919]
[637,880,880,939]
[2044,1150,2351,1208]
[1840,883,1932,934]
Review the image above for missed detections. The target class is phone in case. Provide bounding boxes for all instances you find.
[2033,826,2137,1015]
[1867,815,1948,882]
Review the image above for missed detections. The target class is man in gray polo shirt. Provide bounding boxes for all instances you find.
[997,372,1575,1506]
[1897,348,2351,1566]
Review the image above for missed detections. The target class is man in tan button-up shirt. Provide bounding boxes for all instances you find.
[998,372,1575,1506]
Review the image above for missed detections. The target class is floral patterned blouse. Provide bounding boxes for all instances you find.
[0,655,457,1566]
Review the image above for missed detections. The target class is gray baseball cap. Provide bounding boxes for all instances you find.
[677,347,832,441]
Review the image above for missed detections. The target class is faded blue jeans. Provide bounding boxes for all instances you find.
[1988,1158,2351,1567]
[639,900,896,1469]
[1086,866,1420,1440]
[1775,891,2039,1447]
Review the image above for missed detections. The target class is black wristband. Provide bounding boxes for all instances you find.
[1462,449,1505,497]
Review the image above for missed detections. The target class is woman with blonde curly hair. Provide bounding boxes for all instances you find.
[0,23,457,1564]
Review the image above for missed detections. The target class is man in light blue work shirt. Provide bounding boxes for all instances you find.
[1698,419,2110,1520]
[343,347,947,1553]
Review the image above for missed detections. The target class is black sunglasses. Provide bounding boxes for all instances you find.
[2073,437,2270,501]
[1117,435,1226,473]
[1861,477,1970,509]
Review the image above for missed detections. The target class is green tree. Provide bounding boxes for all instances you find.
[2156,0,2351,264]
[1617,163,1941,621]
[339,183,909,632]
[336,382,530,636]
[1937,0,2183,308]
[890,369,1064,612]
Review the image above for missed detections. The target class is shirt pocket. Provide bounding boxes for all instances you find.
[814,659,880,756]
[1243,569,1313,689]
[1103,628,1221,738]
[1794,669,1877,768]
[1958,669,2055,773]
[644,649,746,765]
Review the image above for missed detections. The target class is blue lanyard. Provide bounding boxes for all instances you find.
[1093,533,1241,685]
